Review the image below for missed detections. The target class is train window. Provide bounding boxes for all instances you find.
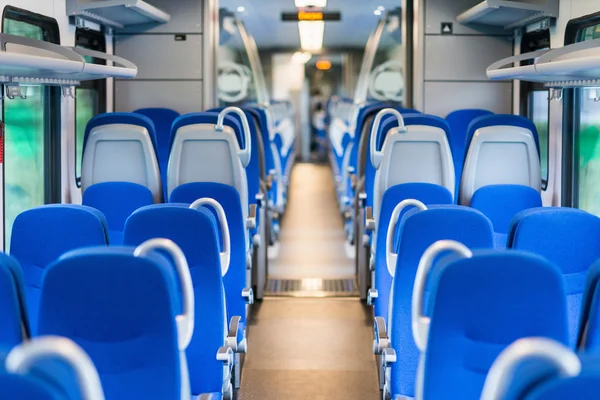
[1,7,61,248]
[74,28,106,187]
[520,27,550,189]
[568,20,600,215]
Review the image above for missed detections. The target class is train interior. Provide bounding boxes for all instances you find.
[0,0,599,399]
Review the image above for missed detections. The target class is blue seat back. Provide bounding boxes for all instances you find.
[579,262,600,350]
[82,182,154,245]
[37,247,182,400]
[389,206,494,397]
[0,254,29,348]
[10,205,109,331]
[170,182,247,325]
[0,363,66,400]
[422,250,568,399]
[123,204,225,395]
[134,108,180,190]
[373,183,453,322]
[471,184,542,247]
[508,207,600,347]
[523,354,600,399]
[445,109,494,195]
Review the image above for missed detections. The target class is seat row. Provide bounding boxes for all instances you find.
[4,201,252,398]
[369,205,600,399]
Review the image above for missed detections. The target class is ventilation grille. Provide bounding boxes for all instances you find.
[265,278,358,297]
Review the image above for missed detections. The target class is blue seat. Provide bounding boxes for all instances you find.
[0,336,104,400]
[82,182,154,245]
[412,246,568,400]
[508,207,600,347]
[445,109,494,197]
[134,107,181,192]
[576,261,600,351]
[81,112,163,203]
[369,184,454,319]
[482,337,600,400]
[374,207,494,399]
[0,253,29,348]
[36,242,210,399]
[473,185,542,247]
[123,204,241,396]
[10,205,109,332]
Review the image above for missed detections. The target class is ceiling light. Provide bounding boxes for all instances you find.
[316,60,332,70]
[236,6,245,12]
[295,0,327,8]
[377,6,385,11]
[292,51,312,64]
[298,21,324,51]
[373,9,382,16]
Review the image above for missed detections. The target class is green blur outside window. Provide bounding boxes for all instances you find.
[574,23,600,215]
[2,18,47,249]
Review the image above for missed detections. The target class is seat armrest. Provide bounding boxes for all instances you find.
[373,316,390,355]
[242,287,254,305]
[226,316,241,351]
[365,206,375,231]
[358,192,367,207]
[247,204,257,230]
[255,193,265,208]
[382,347,397,365]
[216,346,234,364]
[367,288,378,306]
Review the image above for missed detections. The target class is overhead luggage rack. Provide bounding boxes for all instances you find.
[0,33,137,88]
[67,0,171,30]
[486,37,600,89]
[457,0,558,30]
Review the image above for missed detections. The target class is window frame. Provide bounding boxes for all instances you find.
[519,27,551,190]
[1,6,62,205]
[74,27,107,187]
[562,11,600,207]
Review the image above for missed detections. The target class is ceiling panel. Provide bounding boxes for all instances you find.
[221,0,401,50]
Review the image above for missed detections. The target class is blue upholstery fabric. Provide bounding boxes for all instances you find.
[0,363,66,400]
[10,205,109,332]
[123,204,226,395]
[0,254,29,347]
[82,182,154,245]
[579,262,600,350]
[422,250,568,400]
[170,183,248,327]
[470,184,542,247]
[84,112,158,159]
[134,108,180,189]
[388,206,494,398]
[445,109,493,196]
[465,114,540,159]
[245,106,277,205]
[37,247,183,400]
[508,207,600,347]
[171,112,245,151]
[372,183,453,322]
[522,354,600,399]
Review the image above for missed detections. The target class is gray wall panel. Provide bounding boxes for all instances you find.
[115,81,203,114]
[118,0,203,34]
[425,35,512,81]
[116,34,203,80]
[424,0,508,35]
[424,81,512,116]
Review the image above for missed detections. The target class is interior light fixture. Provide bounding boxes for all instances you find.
[298,21,324,51]
[316,60,332,70]
[377,6,385,11]
[295,0,327,8]
[373,9,382,16]
[237,6,245,12]
[292,51,312,64]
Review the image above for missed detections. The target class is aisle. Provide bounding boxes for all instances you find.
[237,163,379,399]
[237,298,379,400]
[268,163,354,279]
